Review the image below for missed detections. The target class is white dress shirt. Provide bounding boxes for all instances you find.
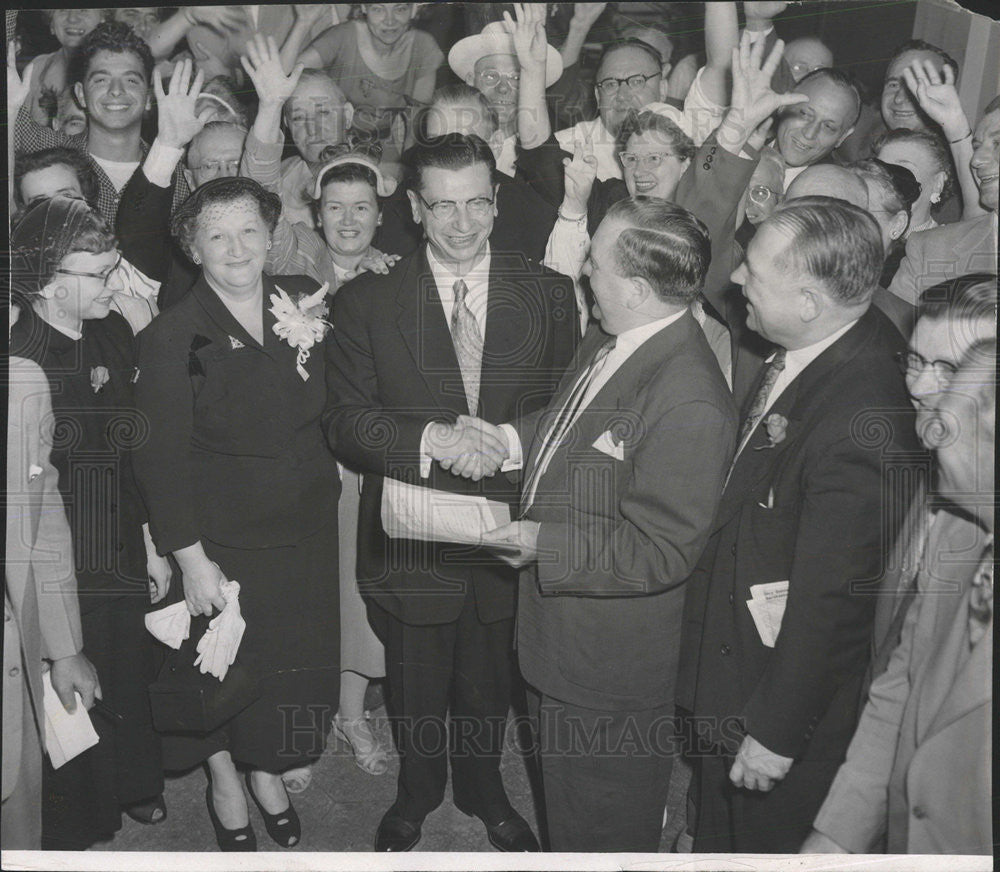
[504,310,687,471]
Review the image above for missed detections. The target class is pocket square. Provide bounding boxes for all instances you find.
[592,430,625,460]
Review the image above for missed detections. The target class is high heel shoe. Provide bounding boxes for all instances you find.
[245,772,300,848]
[205,783,256,852]
[333,711,389,776]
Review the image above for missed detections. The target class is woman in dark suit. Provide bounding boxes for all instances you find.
[132,178,341,852]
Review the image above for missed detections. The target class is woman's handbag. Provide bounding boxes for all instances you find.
[148,612,261,734]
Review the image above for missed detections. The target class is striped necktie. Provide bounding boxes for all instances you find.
[520,337,617,515]
[451,278,483,416]
[724,348,787,488]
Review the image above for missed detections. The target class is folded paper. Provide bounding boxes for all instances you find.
[382,478,510,546]
[42,670,100,768]
[746,580,789,648]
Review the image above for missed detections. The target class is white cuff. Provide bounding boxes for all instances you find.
[143,139,185,188]
[419,422,435,479]
[498,424,523,471]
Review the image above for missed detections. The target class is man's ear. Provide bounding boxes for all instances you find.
[464,72,476,87]
[406,189,422,225]
[799,286,822,322]
[628,275,655,309]
[74,81,87,111]
[930,169,947,204]
[835,126,856,148]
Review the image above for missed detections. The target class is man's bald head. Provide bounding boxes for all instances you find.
[785,164,868,208]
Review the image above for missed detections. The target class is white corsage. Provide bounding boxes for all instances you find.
[90,365,109,393]
[268,282,331,381]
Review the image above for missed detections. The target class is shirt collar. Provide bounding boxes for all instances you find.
[426,243,492,294]
[612,308,687,354]
[779,316,860,370]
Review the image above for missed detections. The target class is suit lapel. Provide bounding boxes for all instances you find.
[192,275,269,355]
[394,248,469,417]
[479,253,533,418]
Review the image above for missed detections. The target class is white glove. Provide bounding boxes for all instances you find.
[144,601,191,649]
[194,580,246,681]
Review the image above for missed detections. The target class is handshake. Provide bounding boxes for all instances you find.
[425,414,511,481]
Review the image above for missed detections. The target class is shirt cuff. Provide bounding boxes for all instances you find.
[419,422,434,479]
[498,424,522,471]
[143,140,185,188]
[744,25,774,42]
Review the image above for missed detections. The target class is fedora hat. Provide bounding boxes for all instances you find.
[449,21,563,88]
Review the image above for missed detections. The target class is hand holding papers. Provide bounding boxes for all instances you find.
[43,669,100,768]
[746,580,789,648]
[481,520,541,568]
[382,478,511,546]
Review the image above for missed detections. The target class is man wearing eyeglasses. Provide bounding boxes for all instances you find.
[182,121,247,191]
[323,133,577,853]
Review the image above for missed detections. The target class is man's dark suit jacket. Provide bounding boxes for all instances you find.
[322,247,577,627]
[133,273,341,555]
[677,306,920,775]
[516,315,737,711]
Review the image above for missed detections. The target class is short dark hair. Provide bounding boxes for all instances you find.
[615,110,695,160]
[917,274,998,323]
[603,197,711,304]
[596,38,663,80]
[403,133,497,193]
[170,177,282,261]
[67,21,154,90]
[14,146,100,211]
[796,67,863,127]
[873,127,956,207]
[768,196,884,305]
[852,157,922,216]
[416,83,499,144]
[887,39,959,81]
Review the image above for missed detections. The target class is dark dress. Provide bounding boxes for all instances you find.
[9,307,163,849]
[132,273,341,773]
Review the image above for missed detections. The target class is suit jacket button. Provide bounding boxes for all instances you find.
[703,162,711,171]
[720,643,732,656]
[728,592,735,606]
[8,666,20,678]
[730,543,737,555]
[912,806,926,820]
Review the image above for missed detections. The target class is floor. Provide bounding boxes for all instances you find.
[93,687,692,855]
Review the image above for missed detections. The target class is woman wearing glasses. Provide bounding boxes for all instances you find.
[131,175,342,852]
[9,197,170,844]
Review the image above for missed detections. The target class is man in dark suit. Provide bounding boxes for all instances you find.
[675,197,922,852]
[475,198,738,852]
[323,133,577,852]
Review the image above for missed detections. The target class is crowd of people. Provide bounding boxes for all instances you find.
[4,1,996,858]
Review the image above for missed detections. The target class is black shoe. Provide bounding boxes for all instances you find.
[456,803,540,852]
[206,783,257,852]
[124,794,167,825]
[374,808,423,851]
[245,772,300,848]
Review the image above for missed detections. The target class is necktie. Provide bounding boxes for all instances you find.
[520,337,617,514]
[724,348,786,489]
[451,278,483,416]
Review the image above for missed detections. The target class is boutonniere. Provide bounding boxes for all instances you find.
[90,365,110,394]
[268,282,332,381]
[755,413,788,450]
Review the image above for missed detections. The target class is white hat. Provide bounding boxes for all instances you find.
[448,21,563,89]
[312,153,397,198]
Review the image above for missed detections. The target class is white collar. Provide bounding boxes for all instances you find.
[781,316,860,370]
[426,242,492,287]
[612,308,687,354]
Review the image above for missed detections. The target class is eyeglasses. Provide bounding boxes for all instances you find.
[595,72,659,96]
[618,151,680,170]
[189,159,241,178]
[477,69,520,88]
[416,192,495,221]
[894,349,958,380]
[789,61,825,79]
[55,253,122,287]
[748,184,782,205]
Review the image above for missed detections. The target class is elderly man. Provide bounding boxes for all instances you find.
[477,198,737,852]
[888,95,999,305]
[804,338,995,856]
[676,197,921,852]
[323,133,577,853]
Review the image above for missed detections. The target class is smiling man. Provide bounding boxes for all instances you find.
[14,21,189,225]
[323,133,576,853]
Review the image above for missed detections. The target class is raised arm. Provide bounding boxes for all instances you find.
[279,5,327,74]
[508,2,552,149]
[558,3,607,70]
[145,6,244,61]
[7,42,36,212]
[698,1,739,109]
[903,58,986,220]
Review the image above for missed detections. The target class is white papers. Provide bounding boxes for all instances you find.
[746,580,789,648]
[382,478,511,546]
[42,670,100,768]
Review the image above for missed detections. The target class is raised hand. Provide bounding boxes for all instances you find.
[719,31,807,153]
[153,58,212,149]
[190,39,232,81]
[292,4,327,28]
[7,41,36,117]
[426,416,509,481]
[743,1,789,23]
[241,33,304,106]
[562,131,598,216]
[187,5,245,34]
[902,58,970,140]
[503,2,548,75]
[570,2,608,32]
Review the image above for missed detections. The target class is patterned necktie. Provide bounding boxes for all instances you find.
[451,278,483,416]
[737,348,787,447]
[520,337,617,514]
